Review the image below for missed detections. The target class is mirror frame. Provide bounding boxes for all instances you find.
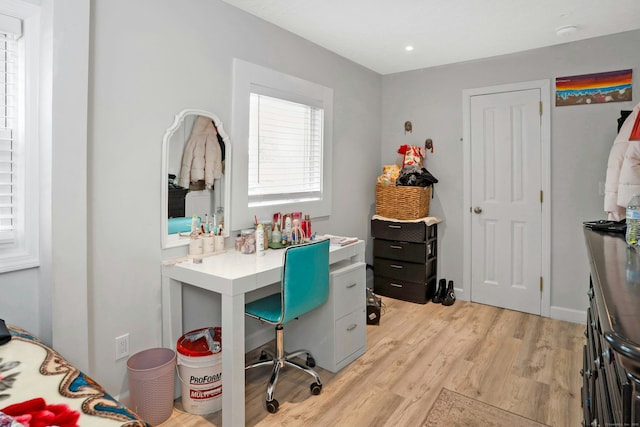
[161,109,232,249]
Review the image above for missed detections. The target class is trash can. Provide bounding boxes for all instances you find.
[127,347,176,426]
[176,327,222,415]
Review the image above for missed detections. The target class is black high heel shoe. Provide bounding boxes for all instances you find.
[442,280,456,306]
[432,278,446,303]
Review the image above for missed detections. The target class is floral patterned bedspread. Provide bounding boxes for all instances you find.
[0,326,149,427]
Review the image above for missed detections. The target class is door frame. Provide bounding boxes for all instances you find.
[462,80,551,317]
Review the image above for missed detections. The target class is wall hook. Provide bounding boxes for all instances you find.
[425,138,434,153]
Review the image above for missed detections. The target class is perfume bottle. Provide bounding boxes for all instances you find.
[302,214,311,240]
[272,222,282,244]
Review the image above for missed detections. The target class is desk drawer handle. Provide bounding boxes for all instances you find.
[346,282,357,289]
[390,283,403,288]
[388,225,401,229]
[390,264,403,269]
[346,324,358,331]
[390,245,403,249]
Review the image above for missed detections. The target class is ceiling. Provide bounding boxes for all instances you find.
[221,0,640,75]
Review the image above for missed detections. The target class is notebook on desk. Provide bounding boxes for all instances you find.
[322,235,359,246]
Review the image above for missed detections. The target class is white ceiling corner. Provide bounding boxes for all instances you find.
[221,0,640,75]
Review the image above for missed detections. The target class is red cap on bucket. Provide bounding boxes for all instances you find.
[176,327,221,357]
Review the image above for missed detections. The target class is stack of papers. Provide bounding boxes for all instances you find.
[324,235,359,246]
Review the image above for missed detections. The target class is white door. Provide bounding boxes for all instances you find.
[469,88,542,315]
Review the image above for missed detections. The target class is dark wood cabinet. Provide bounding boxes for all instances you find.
[371,218,437,304]
[583,228,640,426]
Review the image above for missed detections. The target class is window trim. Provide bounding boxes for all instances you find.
[231,59,333,232]
[0,1,39,273]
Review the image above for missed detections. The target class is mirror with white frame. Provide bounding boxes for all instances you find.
[161,109,231,248]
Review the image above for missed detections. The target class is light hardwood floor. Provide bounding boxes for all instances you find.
[160,297,585,426]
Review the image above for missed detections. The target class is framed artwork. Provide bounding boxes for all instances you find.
[555,69,632,106]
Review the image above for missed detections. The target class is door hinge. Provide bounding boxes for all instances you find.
[540,277,543,292]
[539,101,543,116]
[540,190,543,203]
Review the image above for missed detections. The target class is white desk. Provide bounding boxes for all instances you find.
[161,240,365,426]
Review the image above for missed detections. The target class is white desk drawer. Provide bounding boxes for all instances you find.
[334,308,366,363]
[332,262,366,319]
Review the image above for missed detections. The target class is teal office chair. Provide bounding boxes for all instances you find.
[245,239,330,413]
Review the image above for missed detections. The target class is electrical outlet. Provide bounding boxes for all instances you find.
[115,333,130,361]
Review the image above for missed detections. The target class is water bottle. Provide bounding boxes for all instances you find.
[625,194,640,247]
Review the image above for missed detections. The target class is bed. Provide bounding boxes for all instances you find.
[0,324,149,427]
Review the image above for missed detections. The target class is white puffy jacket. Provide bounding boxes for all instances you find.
[605,103,640,220]
[178,115,223,189]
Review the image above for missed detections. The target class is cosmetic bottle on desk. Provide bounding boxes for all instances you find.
[256,224,265,256]
[284,215,292,242]
[272,223,282,244]
[302,214,312,240]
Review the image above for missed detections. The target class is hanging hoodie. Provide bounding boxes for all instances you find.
[604,102,640,220]
[178,115,223,190]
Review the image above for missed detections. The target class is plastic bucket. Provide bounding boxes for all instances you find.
[127,347,176,426]
[176,327,222,415]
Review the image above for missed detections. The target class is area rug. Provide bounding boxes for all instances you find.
[424,388,550,427]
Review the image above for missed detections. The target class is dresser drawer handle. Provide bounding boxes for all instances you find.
[346,324,358,331]
[390,264,403,269]
[346,282,357,289]
[390,245,403,249]
[388,225,401,229]
[390,283,403,288]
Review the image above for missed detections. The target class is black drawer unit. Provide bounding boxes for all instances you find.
[371,218,437,304]
[583,227,640,427]
[582,279,635,427]
[168,186,189,218]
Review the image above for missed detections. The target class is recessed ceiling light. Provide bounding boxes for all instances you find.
[556,25,578,37]
[405,45,414,52]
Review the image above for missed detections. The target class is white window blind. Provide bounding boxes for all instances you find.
[0,23,18,244]
[248,93,324,206]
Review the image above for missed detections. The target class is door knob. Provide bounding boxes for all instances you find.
[473,207,482,214]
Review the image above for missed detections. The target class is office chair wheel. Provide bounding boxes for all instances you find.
[266,399,279,414]
[259,350,268,361]
[310,382,322,395]
[306,355,316,368]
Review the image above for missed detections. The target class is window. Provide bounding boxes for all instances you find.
[248,93,323,206]
[0,3,39,273]
[0,25,18,242]
[231,59,333,231]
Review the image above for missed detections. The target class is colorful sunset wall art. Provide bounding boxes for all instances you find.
[555,69,632,106]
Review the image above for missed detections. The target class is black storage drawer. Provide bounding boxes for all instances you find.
[426,258,437,279]
[371,219,432,242]
[374,275,435,304]
[373,239,426,263]
[371,218,438,304]
[168,187,189,218]
[374,257,427,282]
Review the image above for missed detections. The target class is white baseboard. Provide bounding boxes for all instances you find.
[454,288,468,302]
[550,305,586,324]
[452,291,585,325]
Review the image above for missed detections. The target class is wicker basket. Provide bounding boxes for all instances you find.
[375,183,431,220]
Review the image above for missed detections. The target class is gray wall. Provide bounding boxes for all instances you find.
[381,30,640,320]
[88,0,380,396]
